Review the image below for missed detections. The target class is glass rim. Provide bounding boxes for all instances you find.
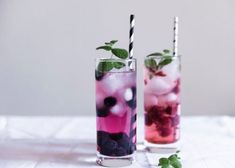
[145,55,181,59]
[95,57,136,62]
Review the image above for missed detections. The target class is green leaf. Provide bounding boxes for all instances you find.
[163,49,170,54]
[111,48,128,59]
[158,58,173,66]
[113,61,125,69]
[158,158,170,168]
[97,61,113,72]
[144,58,157,69]
[169,155,182,168]
[147,52,163,57]
[96,46,112,51]
[110,40,118,45]
[105,40,118,46]
[157,151,182,168]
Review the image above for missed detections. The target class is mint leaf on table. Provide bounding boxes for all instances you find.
[158,158,170,168]
[111,48,128,59]
[168,154,182,168]
[158,151,182,168]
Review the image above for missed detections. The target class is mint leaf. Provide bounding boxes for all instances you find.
[96,46,112,51]
[111,48,128,59]
[169,155,182,168]
[105,40,118,46]
[163,49,170,54]
[159,58,172,66]
[110,40,118,45]
[96,40,128,72]
[144,58,157,70]
[97,62,113,72]
[157,151,182,168]
[113,61,125,69]
[147,52,163,57]
[158,158,170,168]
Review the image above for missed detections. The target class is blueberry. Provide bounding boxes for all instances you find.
[109,132,125,141]
[115,147,127,156]
[145,113,153,126]
[126,87,136,109]
[97,131,109,146]
[100,139,118,156]
[104,96,117,107]
[116,133,130,149]
[95,70,105,81]
[129,143,136,154]
[96,107,109,117]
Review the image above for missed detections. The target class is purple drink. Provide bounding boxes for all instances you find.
[96,58,136,166]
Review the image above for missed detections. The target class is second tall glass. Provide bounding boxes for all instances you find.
[144,55,181,151]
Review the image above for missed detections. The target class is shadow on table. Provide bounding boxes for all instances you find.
[0,139,97,166]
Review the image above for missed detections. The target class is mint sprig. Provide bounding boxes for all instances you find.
[158,151,182,168]
[96,40,128,72]
[96,40,128,59]
[145,49,174,70]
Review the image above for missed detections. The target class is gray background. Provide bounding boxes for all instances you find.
[0,0,235,116]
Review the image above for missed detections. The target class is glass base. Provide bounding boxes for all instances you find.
[96,152,135,167]
[144,140,180,153]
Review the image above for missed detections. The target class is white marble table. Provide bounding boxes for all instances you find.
[0,116,235,168]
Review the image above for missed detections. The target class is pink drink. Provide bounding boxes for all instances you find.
[144,56,180,145]
[96,59,136,158]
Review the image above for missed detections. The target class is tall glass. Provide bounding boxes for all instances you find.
[95,58,137,167]
[144,55,181,151]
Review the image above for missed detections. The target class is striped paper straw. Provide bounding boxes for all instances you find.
[173,16,179,56]
[129,14,135,59]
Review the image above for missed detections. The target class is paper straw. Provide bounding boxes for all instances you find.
[129,14,135,59]
[173,16,179,56]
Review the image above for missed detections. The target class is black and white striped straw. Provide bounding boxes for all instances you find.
[129,14,135,59]
[173,16,179,56]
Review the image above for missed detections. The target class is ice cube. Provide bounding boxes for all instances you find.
[145,76,176,95]
[165,93,178,102]
[144,92,158,109]
[110,103,126,117]
[124,88,133,101]
[100,72,136,94]
[157,93,179,106]
[96,83,106,108]
[162,58,180,81]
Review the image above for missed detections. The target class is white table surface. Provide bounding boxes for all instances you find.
[0,116,235,168]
